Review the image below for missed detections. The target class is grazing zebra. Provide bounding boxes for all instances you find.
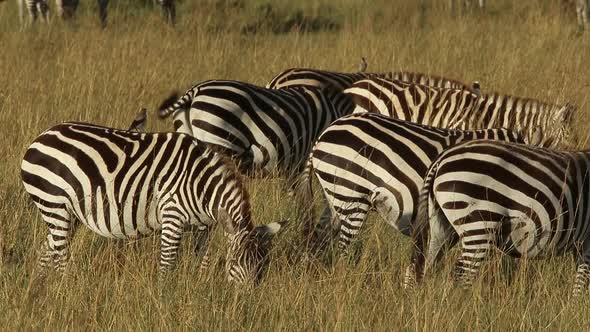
[21,122,284,283]
[307,112,543,253]
[408,139,590,296]
[344,77,575,148]
[157,80,340,176]
[266,68,480,117]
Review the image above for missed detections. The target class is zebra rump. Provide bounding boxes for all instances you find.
[307,112,534,253]
[409,139,590,296]
[157,80,341,176]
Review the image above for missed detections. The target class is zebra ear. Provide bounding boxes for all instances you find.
[252,220,288,243]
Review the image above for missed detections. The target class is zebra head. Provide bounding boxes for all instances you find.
[224,220,286,284]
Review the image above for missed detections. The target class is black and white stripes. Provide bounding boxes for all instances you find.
[158,80,340,175]
[21,122,283,283]
[409,139,590,295]
[266,68,480,116]
[308,112,531,252]
[344,77,574,148]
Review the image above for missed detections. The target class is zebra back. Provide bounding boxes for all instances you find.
[345,77,576,148]
[266,67,476,92]
[158,80,341,174]
[267,68,478,117]
[464,93,576,148]
[345,77,479,125]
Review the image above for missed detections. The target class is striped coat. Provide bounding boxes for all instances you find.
[308,113,532,252]
[409,139,590,295]
[344,77,575,148]
[158,80,341,176]
[21,122,283,283]
[267,68,479,116]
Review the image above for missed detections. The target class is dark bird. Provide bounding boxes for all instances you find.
[472,81,481,95]
[128,108,147,132]
[358,57,367,73]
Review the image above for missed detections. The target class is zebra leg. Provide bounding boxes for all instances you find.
[159,213,186,274]
[24,0,38,23]
[37,0,49,22]
[55,0,79,20]
[159,0,175,25]
[572,241,590,296]
[37,208,77,274]
[453,221,499,287]
[336,203,370,257]
[576,0,589,30]
[97,0,109,28]
[404,206,458,288]
[193,224,215,273]
[17,0,25,25]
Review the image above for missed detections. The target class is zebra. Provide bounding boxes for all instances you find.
[20,122,284,283]
[266,68,481,117]
[157,80,341,177]
[408,139,590,296]
[306,112,547,254]
[344,77,575,148]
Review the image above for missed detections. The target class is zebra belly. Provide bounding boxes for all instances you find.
[72,191,161,240]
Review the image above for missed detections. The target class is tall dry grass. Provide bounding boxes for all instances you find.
[1,0,590,330]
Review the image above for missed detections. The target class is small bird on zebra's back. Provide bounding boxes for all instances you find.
[128,107,147,132]
[358,57,368,72]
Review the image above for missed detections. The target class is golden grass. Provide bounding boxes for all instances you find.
[2,0,590,330]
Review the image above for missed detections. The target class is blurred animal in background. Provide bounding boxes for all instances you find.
[16,0,176,27]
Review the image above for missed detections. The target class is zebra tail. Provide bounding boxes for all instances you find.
[157,90,186,119]
[299,153,316,240]
[410,158,441,286]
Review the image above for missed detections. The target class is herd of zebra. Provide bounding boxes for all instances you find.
[15,0,175,27]
[20,63,590,296]
[12,0,590,31]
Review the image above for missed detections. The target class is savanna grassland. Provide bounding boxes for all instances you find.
[2,0,590,330]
